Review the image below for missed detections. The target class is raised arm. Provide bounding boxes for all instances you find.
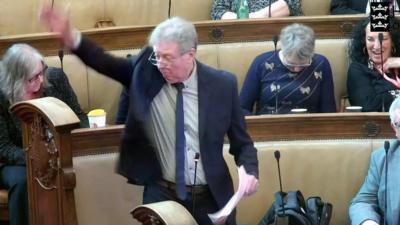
[39,1,133,85]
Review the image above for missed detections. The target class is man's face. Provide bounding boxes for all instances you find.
[152,41,195,84]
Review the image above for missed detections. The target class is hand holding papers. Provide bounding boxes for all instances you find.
[208,165,259,224]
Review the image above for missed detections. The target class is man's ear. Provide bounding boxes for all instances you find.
[391,123,399,137]
[188,48,196,58]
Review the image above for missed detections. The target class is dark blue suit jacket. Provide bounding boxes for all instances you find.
[73,37,259,214]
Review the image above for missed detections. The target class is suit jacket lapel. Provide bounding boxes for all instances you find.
[130,45,165,121]
[197,62,213,147]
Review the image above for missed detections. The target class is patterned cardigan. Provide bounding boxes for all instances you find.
[210,0,304,19]
[0,67,88,165]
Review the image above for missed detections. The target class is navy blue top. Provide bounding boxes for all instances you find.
[240,50,337,115]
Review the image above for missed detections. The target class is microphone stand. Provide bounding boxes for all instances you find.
[384,141,390,225]
[268,0,272,18]
[379,33,386,112]
[192,153,200,215]
[272,35,280,114]
[58,49,64,73]
[168,0,172,18]
[274,151,285,216]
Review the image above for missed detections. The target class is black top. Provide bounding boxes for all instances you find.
[331,0,400,15]
[347,62,397,112]
[0,67,88,165]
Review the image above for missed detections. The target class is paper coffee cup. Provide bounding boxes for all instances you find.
[345,106,362,112]
[87,109,106,128]
[290,108,308,114]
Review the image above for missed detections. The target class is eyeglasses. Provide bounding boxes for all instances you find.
[281,55,312,69]
[28,63,47,84]
[148,50,190,67]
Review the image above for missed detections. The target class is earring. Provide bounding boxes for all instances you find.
[363,46,367,55]
[392,46,397,55]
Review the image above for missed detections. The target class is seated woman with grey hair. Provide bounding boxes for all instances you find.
[240,23,336,114]
[0,43,87,225]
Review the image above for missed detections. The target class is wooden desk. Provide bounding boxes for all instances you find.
[10,97,394,225]
[70,112,393,156]
[0,15,364,56]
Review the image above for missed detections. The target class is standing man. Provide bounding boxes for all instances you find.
[40,3,259,224]
[349,96,400,225]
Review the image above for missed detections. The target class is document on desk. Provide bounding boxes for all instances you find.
[208,165,248,225]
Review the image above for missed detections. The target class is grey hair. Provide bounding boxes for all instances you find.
[280,23,315,61]
[389,97,400,124]
[0,44,48,104]
[148,17,198,54]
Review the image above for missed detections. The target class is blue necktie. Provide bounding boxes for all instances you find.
[174,83,186,200]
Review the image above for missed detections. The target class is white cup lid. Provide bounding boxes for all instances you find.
[291,108,307,113]
[346,106,362,110]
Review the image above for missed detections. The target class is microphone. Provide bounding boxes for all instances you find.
[192,153,200,215]
[378,33,386,112]
[273,35,279,54]
[268,0,272,18]
[274,150,285,215]
[168,0,172,18]
[58,49,64,73]
[383,140,390,225]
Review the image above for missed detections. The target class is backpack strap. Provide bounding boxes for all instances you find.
[306,196,322,225]
[319,202,333,225]
[306,196,333,225]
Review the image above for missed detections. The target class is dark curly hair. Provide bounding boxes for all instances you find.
[348,17,400,65]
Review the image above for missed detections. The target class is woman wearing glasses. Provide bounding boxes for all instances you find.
[240,23,336,115]
[0,43,87,225]
[347,17,400,112]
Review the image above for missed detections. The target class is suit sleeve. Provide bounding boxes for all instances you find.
[72,36,134,85]
[115,87,130,124]
[318,57,337,112]
[330,0,365,14]
[349,151,382,225]
[240,55,264,115]
[227,75,259,177]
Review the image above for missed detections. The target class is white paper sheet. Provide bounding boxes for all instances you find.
[208,165,249,225]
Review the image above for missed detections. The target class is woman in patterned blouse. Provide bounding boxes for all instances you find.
[0,44,87,225]
[211,0,303,20]
[240,23,336,114]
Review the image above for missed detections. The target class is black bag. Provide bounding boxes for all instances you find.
[258,190,332,225]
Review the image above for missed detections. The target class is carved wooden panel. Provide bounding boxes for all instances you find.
[26,114,61,225]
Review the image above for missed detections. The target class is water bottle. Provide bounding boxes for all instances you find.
[237,0,249,19]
